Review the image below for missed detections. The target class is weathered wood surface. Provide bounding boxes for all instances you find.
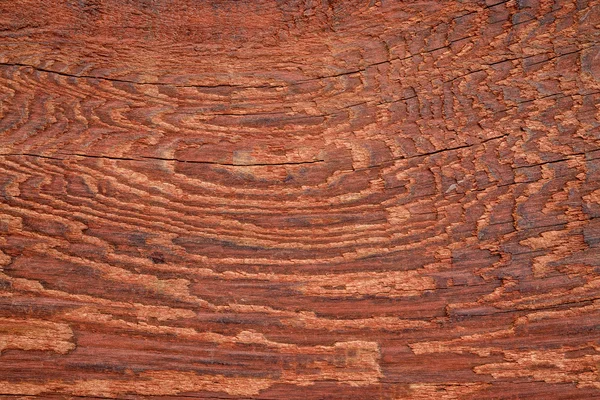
[1,0,599,398]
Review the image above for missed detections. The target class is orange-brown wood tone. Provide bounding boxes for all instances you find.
[1,0,600,398]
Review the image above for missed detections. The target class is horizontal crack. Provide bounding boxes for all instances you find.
[346,133,510,172]
[514,153,587,169]
[0,62,285,89]
[0,152,325,167]
[3,134,599,172]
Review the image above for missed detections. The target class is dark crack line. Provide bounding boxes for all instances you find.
[0,62,285,90]
[138,155,325,167]
[527,47,593,67]
[3,139,597,175]
[300,37,593,84]
[514,153,588,169]
[297,35,479,84]
[0,393,243,400]
[0,152,325,167]
[484,0,511,8]
[346,133,510,173]
[0,135,508,170]
[0,134,507,169]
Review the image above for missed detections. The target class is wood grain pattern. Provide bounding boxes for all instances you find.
[1,0,599,398]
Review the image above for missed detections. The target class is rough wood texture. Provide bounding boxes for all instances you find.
[1,0,600,398]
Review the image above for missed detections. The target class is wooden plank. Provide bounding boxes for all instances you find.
[1,0,599,398]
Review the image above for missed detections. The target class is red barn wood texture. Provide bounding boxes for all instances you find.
[0,0,600,398]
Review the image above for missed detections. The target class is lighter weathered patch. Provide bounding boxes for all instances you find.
[0,318,75,354]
